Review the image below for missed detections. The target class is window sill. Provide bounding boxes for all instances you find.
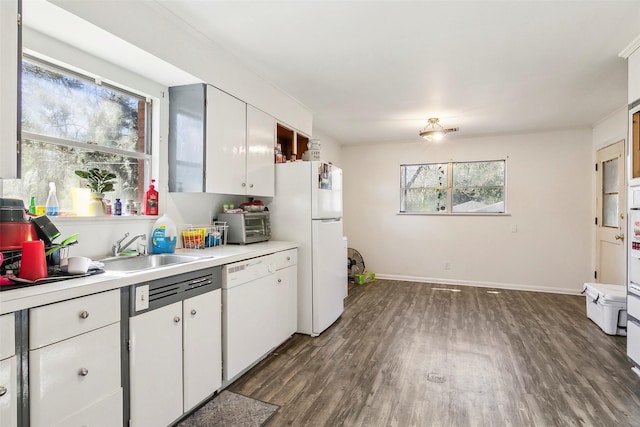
[45,215,158,223]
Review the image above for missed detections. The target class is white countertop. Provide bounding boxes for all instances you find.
[0,241,299,315]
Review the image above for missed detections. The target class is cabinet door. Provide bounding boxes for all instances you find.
[129,302,183,427]
[0,356,17,427]
[53,389,122,427]
[183,290,221,412]
[29,323,121,427]
[206,85,247,194]
[168,84,206,192]
[0,0,19,179]
[275,265,297,344]
[246,105,275,197]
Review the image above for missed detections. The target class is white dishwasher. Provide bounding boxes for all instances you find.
[222,254,277,384]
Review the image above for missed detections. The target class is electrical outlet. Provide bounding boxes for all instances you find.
[511,224,518,233]
[444,261,451,270]
[135,285,150,311]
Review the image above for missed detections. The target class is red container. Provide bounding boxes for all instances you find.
[0,222,38,251]
[19,240,48,281]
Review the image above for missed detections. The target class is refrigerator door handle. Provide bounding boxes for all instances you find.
[320,218,341,222]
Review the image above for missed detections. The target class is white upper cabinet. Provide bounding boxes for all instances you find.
[629,47,640,104]
[245,105,276,197]
[206,85,249,195]
[0,0,19,179]
[168,84,275,196]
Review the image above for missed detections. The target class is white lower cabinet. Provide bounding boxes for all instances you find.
[183,290,222,411]
[0,312,17,427]
[129,289,222,427]
[29,290,122,427]
[275,265,297,344]
[0,357,17,427]
[129,302,183,427]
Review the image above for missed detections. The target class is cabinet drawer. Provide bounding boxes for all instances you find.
[629,293,640,320]
[0,313,15,360]
[30,289,120,349]
[30,323,121,427]
[273,249,297,270]
[0,356,17,427]
[628,320,640,365]
[53,388,122,427]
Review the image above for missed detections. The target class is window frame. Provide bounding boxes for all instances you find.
[10,54,154,214]
[399,159,508,215]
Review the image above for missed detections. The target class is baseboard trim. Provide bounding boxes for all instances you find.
[374,273,584,296]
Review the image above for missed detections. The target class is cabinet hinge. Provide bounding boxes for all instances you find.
[17,13,21,26]
[127,339,131,351]
[595,163,598,172]
[595,217,598,225]
[594,270,598,279]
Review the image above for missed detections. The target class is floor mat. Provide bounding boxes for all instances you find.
[177,390,279,427]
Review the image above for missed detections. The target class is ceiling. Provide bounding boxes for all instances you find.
[153,0,640,145]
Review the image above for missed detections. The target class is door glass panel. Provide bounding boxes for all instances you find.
[603,158,618,193]
[602,157,619,228]
[603,194,619,228]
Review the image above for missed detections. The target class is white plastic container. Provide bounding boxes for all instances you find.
[150,214,177,254]
[583,282,627,336]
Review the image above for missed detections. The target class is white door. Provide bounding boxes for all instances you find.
[312,219,346,335]
[0,357,17,427]
[129,303,183,427]
[246,105,275,197]
[595,140,626,285]
[311,162,343,219]
[183,290,221,412]
[206,85,247,194]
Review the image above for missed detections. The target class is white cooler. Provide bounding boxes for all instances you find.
[583,283,627,336]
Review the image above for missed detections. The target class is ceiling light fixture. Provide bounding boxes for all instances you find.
[419,118,458,141]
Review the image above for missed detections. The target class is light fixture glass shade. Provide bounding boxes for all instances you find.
[419,118,455,141]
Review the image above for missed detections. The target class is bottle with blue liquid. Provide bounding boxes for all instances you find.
[45,182,59,216]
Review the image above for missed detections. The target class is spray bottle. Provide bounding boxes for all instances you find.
[45,182,59,216]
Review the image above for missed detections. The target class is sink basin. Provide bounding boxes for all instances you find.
[100,254,203,272]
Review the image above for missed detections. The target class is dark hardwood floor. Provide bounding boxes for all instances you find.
[228,279,640,426]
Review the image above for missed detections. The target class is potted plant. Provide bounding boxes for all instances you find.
[74,168,117,216]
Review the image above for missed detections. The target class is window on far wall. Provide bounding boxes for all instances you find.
[400,160,506,214]
[2,55,152,215]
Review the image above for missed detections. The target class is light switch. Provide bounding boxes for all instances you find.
[135,285,150,311]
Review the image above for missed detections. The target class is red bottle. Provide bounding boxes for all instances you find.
[144,179,159,216]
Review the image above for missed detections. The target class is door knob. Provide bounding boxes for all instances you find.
[615,234,625,241]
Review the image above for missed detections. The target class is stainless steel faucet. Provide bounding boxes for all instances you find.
[112,232,147,256]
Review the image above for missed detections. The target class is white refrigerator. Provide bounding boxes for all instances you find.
[269,161,347,336]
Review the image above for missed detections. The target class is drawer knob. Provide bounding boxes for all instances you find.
[78,368,89,377]
[174,316,181,323]
[277,278,282,283]
[286,256,291,261]
[79,310,90,319]
[0,386,7,397]
[190,309,197,316]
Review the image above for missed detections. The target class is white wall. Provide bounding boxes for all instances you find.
[50,0,313,136]
[342,129,593,294]
[311,128,343,168]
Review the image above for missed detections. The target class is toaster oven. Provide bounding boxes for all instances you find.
[217,212,271,244]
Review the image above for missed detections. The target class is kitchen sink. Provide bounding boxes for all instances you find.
[100,254,203,272]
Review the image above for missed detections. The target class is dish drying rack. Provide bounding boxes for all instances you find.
[180,222,228,249]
